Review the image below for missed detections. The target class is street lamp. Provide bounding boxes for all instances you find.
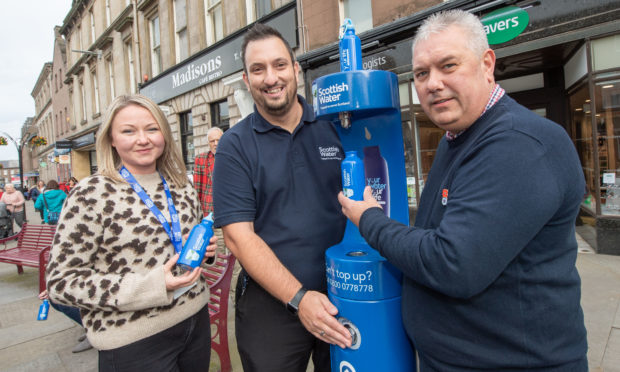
[0,131,37,192]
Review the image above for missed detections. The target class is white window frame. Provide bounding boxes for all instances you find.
[91,68,100,114]
[105,0,111,27]
[173,0,189,63]
[255,0,273,19]
[149,15,162,76]
[205,0,224,44]
[339,0,373,34]
[79,78,87,122]
[125,39,136,93]
[106,57,115,101]
[90,10,96,43]
[245,0,256,24]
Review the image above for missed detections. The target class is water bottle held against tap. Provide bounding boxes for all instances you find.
[341,151,366,201]
[177,212,215,271]
[339,18,362,72]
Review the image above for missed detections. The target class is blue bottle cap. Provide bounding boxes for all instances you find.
[339,18,355,39]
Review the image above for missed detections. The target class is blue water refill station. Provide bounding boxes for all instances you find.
[314,19,416,372]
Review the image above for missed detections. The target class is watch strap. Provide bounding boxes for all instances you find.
[286,287,308,315]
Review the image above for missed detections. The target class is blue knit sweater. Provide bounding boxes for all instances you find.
[359,95,587,371]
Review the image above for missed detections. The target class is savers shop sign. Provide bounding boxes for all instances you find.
[481,6,529,45]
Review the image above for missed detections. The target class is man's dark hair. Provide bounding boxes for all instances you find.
[241,23,295,73]
[46,180,59,190]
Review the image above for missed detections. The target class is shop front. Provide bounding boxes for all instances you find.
[299,0,620,254]
[139,4,298,172]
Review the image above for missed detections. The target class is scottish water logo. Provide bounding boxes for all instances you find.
[317,82,349,105]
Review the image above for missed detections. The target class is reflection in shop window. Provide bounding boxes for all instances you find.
[570,84,595,212]
[180,112,194,169]
[596,78,620,214]
[211,100,230,131]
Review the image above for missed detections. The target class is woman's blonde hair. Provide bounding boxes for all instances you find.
[96,94,188,187]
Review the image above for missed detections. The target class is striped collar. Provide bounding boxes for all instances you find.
[445,84,505,141]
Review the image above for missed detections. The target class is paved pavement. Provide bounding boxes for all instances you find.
[0,201,619,371]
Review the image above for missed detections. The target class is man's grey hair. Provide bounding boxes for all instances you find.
[412,9,489,59]
[207,126,224,139]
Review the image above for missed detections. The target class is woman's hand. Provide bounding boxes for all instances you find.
[163,254,202,291]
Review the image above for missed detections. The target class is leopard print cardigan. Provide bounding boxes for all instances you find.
[46,173,210,350]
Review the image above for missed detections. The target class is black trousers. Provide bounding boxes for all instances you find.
[235,274,330,372]
[98,305,211,372]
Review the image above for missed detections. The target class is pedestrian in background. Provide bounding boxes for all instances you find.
[59,180,69,194]
[338,9,587,371]
[67,177,78,192]
[1,183,26,228]
[46,94,217,371]
[34,180,66,225]
[193,127,229,266]
[193,127,223,216]
[30,180,46,220]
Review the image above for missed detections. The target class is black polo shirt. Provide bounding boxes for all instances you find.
[213,95,346,291]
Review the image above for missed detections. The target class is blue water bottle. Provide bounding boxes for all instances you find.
[339,18,362,72]
[177,213,215,271]
[37,299,50,321]
[342,151,366,201]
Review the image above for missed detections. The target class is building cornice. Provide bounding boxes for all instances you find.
[30,63,53,97]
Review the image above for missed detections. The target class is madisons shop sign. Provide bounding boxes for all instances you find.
[140,5,297,104]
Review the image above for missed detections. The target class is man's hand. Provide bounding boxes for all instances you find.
[337,186,381,227]
[297,291,352,349]
[204,235,218,264]
[164,254,202,290]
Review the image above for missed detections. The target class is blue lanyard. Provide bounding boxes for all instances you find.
[119,166,183,254]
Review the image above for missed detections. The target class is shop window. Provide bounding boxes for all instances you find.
[341,0,372,34]
[90,150,98,174]
[595,78,620,215]
[399,78,443,209]
[570,85,595,212]
[180,112,195,168]
[211,100,230,131]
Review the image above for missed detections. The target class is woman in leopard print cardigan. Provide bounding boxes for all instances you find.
[46,95,217,371]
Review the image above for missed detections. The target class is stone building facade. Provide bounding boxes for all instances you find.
[30,63,57,185]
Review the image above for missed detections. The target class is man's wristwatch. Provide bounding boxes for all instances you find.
[286,287,308,315]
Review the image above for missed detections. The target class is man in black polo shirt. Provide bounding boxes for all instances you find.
[213,24,352,371]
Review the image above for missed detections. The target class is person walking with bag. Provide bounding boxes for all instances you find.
[34,180,66,225]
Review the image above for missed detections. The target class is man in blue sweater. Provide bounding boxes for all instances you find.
[338,9,588,371]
